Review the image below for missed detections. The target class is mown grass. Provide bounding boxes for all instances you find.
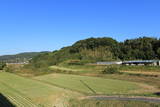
[34,73,143,95]
[49,65,160,96]
[101,74,160,93]
[0,72,82,107]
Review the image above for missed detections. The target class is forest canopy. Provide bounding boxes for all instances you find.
[28,37,160,69]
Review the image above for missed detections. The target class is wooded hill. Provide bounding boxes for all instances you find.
[28,37,160,69]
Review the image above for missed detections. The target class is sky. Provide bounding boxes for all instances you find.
[0,0,160,55]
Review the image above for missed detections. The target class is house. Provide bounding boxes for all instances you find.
[96,61,122,65]
[95,60,160,66]
[122,60,160,66]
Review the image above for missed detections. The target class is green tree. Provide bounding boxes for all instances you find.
[0,62,6,70]
[157,48,160,58]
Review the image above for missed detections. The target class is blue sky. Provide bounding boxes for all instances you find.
[0,0,160,55]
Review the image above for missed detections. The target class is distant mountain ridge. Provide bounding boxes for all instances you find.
[0,51,49,63]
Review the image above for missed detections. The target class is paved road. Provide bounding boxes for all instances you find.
[83,96,160,103]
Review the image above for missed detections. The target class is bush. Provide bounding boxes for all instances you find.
[4,67,13,72]
[102,66,120,74]
[0,62,6,70]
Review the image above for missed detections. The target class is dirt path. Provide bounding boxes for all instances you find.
[81,96,160,103]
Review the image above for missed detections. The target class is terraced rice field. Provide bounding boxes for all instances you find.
[0,72,159,107]
[34,73,147,95]
[0,72,81,107]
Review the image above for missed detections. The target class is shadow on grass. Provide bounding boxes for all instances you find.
[154,92,160,96]
[0,93,16,107]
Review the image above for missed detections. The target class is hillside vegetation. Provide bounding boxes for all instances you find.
[27,37,160,70]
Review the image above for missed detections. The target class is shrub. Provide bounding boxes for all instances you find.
[0,62,6,70]
[4,66,15,73]
[102,66,120,74]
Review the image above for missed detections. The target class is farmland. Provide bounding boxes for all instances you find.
[0,72,82,107]
[1,64,160,107]
[49,65,160,95]
[0,70,160,107]
[34,73,152,95]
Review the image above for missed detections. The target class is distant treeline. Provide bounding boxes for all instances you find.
[0,52,49,63]
[28,37,160,69]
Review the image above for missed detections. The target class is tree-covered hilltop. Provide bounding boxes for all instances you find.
[119,37,160,60]
[27,37,160,69]
[0,52,49,63]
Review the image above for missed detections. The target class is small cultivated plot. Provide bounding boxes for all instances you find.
[50,66,80,72]
[0,72,82,107]
[49,65,105,74]
[34,73,155,95]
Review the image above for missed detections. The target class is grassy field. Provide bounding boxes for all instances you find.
[120,71,160,77]
[1,64,160,107]
[50,64,160,79]
[119,65,160,72]
[34,73,155,95]
[0,72,82,107]
[50,65,160,76]
[69,99,160,107]
[49,65,105,74]
[49,65,160,95]
[0,72,160,107]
